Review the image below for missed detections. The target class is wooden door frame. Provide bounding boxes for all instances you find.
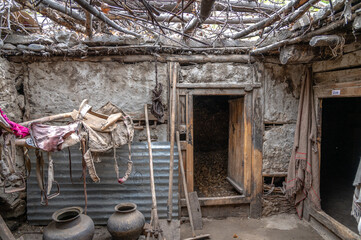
[309,80,361,239]
[177,87,263,218]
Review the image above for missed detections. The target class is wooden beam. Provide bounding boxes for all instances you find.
[309,208,360,239]
[313,50,361,73]
[180,196,251,207]
[314,80,361,98]
[176,83,261,89]
[313,68,361,85]
[8,54,255,64]
[262,172,287,177]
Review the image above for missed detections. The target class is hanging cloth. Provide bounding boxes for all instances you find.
[0,108,29,138]
[286,68,321,218]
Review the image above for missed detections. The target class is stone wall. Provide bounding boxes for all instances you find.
[0,58,26,220]
[180,62,263,84]
[262,64,306,173]
[24,61,169,141]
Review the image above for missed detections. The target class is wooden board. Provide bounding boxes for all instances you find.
[309,208,361,240]
[186,93,194,192]
[314,67,361,85]
[243,94,253,196]
[188,191,203,230]
[314,81,361,98]
[228,98,245,193]
[313,50,361,73]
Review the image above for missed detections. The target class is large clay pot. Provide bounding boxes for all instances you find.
[43,206,94,240]
[107,203,145,240]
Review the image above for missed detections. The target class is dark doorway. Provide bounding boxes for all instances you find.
[193,95,240,198]
[321,97,361,233]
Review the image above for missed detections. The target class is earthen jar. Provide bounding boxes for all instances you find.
[43,206,94,240]
[107,202,145,240]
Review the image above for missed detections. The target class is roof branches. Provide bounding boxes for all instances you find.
[73,0,141,37]
[184,0,216,36]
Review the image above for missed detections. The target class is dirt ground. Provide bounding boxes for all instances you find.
[180,214,324,240]
[10,214,323,240]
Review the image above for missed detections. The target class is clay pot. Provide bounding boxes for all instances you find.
[43,206,94,240]
[107,203,145,240]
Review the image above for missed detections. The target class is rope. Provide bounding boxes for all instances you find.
[151,58,165,123]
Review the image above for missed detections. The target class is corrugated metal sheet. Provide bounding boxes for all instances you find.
[27,142,178,225]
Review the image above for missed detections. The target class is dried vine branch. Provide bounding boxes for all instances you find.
[73,0,141,37]
[184,0,215,36]
[228,0,303,39]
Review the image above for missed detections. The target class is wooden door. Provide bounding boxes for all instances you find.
[177,91,194,193]
[227,98,244,194]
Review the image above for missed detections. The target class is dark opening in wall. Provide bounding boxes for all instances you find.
[321,97,361,233]
[193,95,239,197]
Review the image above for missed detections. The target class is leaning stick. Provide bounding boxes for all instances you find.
[145,105,159,230]
[167,62,177,222]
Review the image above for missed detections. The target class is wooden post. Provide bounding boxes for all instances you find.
[250,88,264,218]
[167,62,178,222]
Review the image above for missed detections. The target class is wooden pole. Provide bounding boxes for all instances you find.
[176,131,195,237]
[145,104,159,229]
[20,112,73,126]
[167,62,177,222]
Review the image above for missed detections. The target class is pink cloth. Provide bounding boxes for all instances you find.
[0,108,29,138]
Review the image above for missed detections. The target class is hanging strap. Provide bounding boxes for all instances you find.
[3,134,26,194]
[80,138,88,214]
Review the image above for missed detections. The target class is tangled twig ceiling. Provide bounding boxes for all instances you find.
[0,0,360,55]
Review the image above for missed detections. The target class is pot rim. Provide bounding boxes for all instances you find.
[52,206,83,223]
[114,203,137,213]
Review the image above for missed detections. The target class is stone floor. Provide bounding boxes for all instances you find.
[181,214,324,240]
[10,214,323,240]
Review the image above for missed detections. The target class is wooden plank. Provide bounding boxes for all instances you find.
[313,50,361,73]
[177,83,261,89]
[314,68,361,85]
[314,85,361,98]
[180,195,251,207]
[309,208,361,240]
[0,214,16,240]
[228,98,245,192]
[188,192,203,230]
[243,93,253,197]
[262,172,287,177]
[186,93,194,192]
[250,88,264,218]
[344,39,361,54]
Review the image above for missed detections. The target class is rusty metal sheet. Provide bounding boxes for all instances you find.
[27,142,179,225]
